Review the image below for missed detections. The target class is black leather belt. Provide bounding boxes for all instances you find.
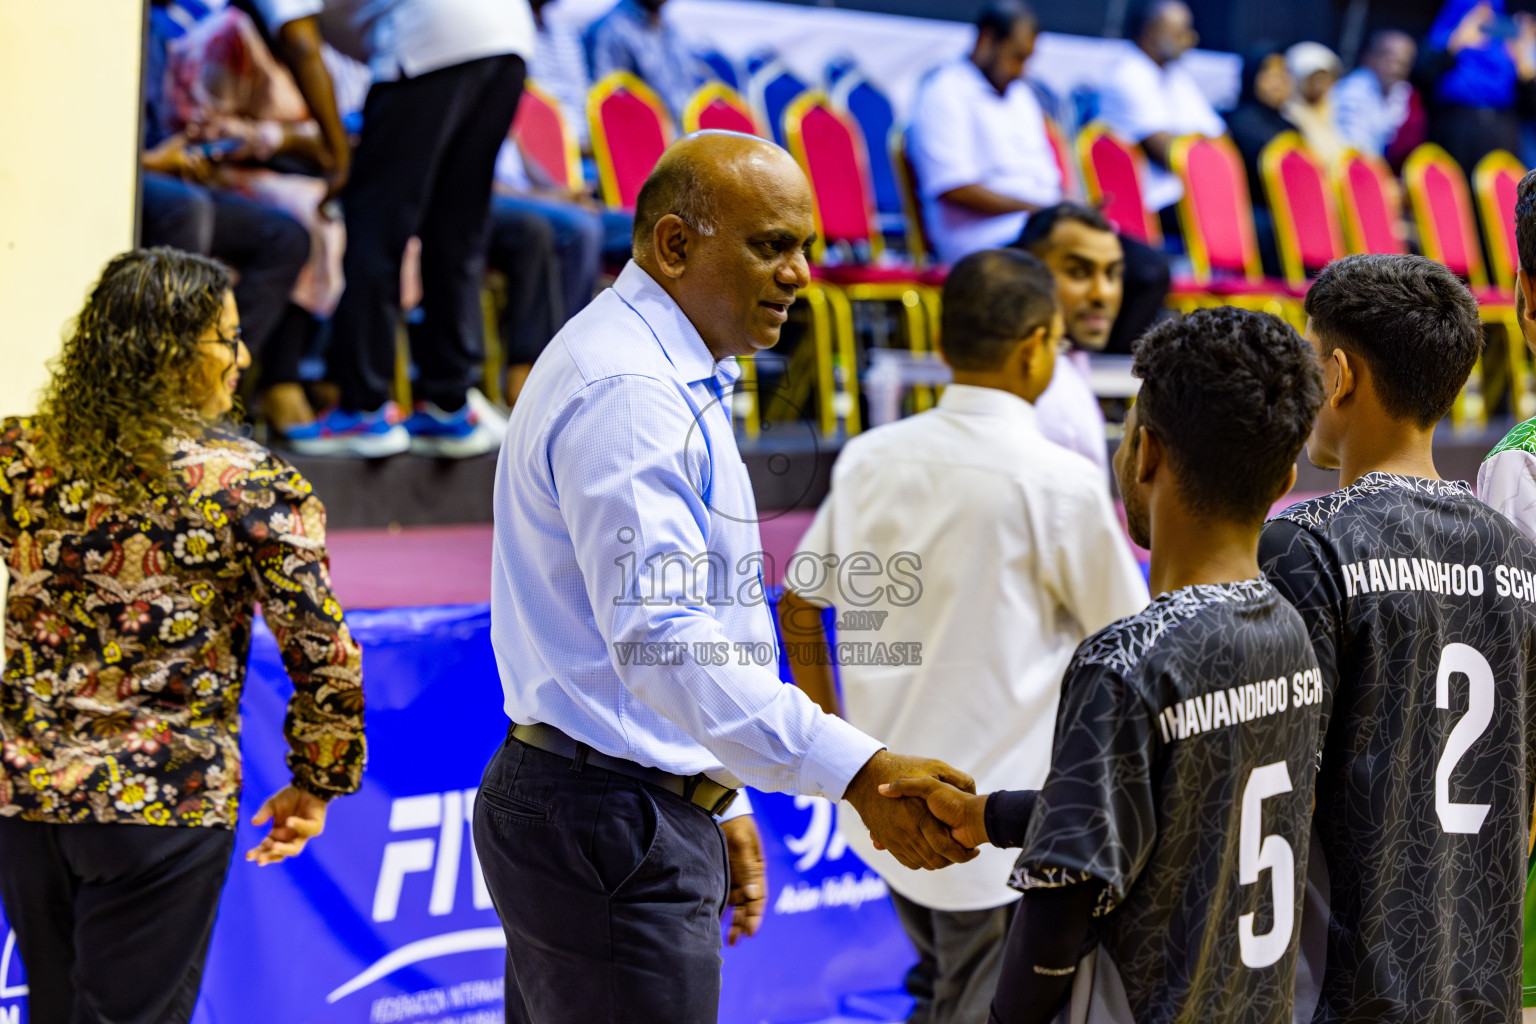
[510,722,738,817]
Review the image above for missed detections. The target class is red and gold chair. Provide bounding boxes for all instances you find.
[512,80,582,191]
[1475,149,1533,419]
[588,71,675,210]
[1335,149,1409,255]
[682,81,763,136]
[784,91,937,435]
[1077,122,1162,245]
[1403,142,1516,427]
[1260,132,1347,288]
[1168,134,1301,322]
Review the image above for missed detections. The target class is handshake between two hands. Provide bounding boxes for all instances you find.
[843,750,993,870]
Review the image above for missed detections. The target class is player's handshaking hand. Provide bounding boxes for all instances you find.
[879,776,992,850]
[843,750,979,870]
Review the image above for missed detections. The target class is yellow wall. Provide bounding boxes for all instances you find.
[0,0,144,417]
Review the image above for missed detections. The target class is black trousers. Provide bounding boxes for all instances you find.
[331,54,527,412]
[891,891,1017,1024]
[0,817,234,1024]
[1104,233,1172,355]
[472,734,730,1024]
[482,197,562,366]
[140,172,311,383]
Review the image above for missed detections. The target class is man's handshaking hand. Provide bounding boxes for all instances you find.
[879,775,992,850]
[843,751,979,870]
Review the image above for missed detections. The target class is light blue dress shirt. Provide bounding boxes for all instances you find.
[490,261,884,802]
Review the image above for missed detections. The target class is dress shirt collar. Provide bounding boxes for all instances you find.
[611,260,741,388]
[938,382,1040,432]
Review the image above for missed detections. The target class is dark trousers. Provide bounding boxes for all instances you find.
[0,817,234,1024]
[472,734,729,1024]
[484,197,564,366]
[890,890,1016,1024]
[140,172,311,383]
[331,54,526,412]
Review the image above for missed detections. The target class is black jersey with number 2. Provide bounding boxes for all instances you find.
[1012,577,1323,1024]
[1260,472,1536,1024]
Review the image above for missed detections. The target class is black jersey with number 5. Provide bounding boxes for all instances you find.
[1012,578,1323,1024]
[1260,472,1536,1023]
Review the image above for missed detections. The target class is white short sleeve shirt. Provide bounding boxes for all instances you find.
[1096,46,1226,212]
[788,385,1149,911]
[908,60,1064,265]
[253,0,534,82]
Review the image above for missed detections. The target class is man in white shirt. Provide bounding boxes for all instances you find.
[907,2,1063,266]
[1015,203,1127,472]
[1097,0,1226,217]
[780,248,1148,1024]
[477,132,978,1024]
[259,0,535,458]
[1333,30,1417,157]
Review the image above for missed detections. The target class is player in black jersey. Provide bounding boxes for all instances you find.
[1259,253,1536,1023]
[883,307,1326,1024]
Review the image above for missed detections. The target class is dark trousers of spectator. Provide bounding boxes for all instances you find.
[1105,233,1172,355]
[472,734,729,1024]
[141,172,311,382]
[1432,104,1522,174]
[491,194,602,329]
[0,817,234,1024]
[331,54,526,413]
[890,890,1016,1024]
[485,198,577,366]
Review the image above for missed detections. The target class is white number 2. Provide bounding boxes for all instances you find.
[1238,761,1295,969]
[1435,643,1494,835]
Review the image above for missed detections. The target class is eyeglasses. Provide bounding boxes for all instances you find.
[203,326,243,363]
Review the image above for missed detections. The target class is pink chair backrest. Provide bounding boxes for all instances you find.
[1087,133,1154,243]
[597,88,670,210]
[1340,154,1407,254]
[696,97,760,135]
[1420,159,1480,277]
[1277,147,1344,270]
[512,86,575,189]
[1180,137,1259,276]
[796,103,876,246]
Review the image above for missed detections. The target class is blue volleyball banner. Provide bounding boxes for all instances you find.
[0,603,912,1024]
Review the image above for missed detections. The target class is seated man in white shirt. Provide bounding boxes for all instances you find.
[1014,204,1125,472]
[1333,30,1417,157]
[907,2,1062,267]
[1097,0,1227,225]
[780,249,1149,1024]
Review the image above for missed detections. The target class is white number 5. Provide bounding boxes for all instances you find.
[1239,761,1295,969]
[1435,643,1494,834]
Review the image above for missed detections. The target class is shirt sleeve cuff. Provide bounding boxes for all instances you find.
[716,788,754,821]
[800,714,886,801]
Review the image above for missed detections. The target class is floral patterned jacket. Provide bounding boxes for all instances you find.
[0,419,365,828]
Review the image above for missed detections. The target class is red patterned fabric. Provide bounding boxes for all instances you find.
[697,98,759,136]
[599,89,669,210]
[1341,156,1406,254]
[1279,150,1342,271]
[513,88,572,189]
[799,104,875,245]
[1184,139,1256,274]
[1422,162,1476,277]
[1089,134,1153,242]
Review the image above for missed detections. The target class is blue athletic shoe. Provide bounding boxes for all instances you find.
[402,394,504,458]
[282,403,411,458]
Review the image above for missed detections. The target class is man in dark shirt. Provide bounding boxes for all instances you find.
[1258,253,1536,1023]
[886,305,1326,1024]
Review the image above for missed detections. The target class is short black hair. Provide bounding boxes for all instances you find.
[1124,0,1185,42]
[631,149,721,257]
[1132,306,1323,521]
[1515,167,1536,277]
[1303,253,1483,428]
[976,0,1036,40]
[1014,203,1115,256]
[940,249,1058,371]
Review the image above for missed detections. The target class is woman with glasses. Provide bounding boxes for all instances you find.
[0,247,366,1024]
